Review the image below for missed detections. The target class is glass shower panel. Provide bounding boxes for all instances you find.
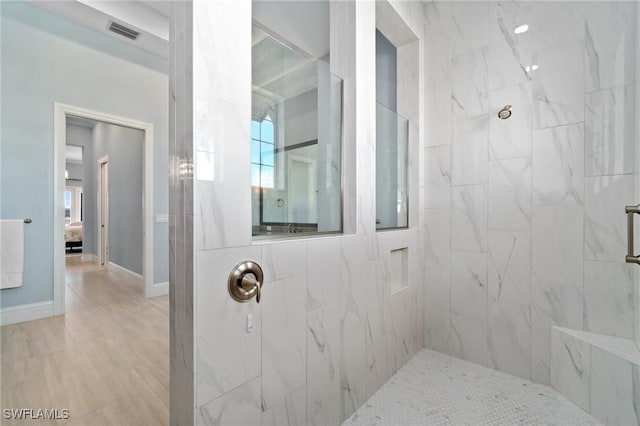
[251,27,343,237]
[376,102,408,230]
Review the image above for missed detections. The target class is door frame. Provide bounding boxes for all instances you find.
[54,103,156,315]
[97,156,109,266]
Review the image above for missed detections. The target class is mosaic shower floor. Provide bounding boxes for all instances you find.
[344,349,600,426]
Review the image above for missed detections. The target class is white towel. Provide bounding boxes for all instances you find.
[0,220,24,289]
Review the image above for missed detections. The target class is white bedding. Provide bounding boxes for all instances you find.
[65,222,83,242]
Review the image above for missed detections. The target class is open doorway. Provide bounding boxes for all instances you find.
[62,112,148,313]
[64,144,84,256]
[55,105,156,314]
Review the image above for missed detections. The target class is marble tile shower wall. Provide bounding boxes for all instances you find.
[176,1,426,425]
[423,1,637,386]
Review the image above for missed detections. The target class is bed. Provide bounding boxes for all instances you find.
[65,221,83,253]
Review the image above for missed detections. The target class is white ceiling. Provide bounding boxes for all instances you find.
[27,0,169,58]
[78,1,169,40]
[27,1,330,62]
[138,1,169,17]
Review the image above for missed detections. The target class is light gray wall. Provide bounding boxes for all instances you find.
[0,1,169,308]
[90,122,144,275]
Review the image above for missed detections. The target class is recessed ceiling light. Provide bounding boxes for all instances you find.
[514,24,529,34]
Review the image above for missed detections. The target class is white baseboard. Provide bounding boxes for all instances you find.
[108,261,143,280]
[0,301,55,326]
[147,281,169,297]
[107,262,166,298]
[81,254,97,262]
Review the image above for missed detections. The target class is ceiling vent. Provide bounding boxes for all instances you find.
[108,21,140,41]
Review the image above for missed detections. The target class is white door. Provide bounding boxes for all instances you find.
[287,155,317,223]
[99,159,109,266]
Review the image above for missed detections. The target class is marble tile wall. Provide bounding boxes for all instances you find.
[590,346,640,425]
[170,0,426,424]
[550,327,591,412]
[635,2,640,349]
[423,0,637,387]
[549,327,640,425]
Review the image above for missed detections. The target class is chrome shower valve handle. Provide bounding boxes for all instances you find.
[228,261,264,303]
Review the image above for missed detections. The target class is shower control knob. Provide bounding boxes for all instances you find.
[228,261,264,303]
[498,105,512,119]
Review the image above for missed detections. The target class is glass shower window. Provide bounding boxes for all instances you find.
[251,25,343,237]
[376,102,409,230]
[375,29,409,230]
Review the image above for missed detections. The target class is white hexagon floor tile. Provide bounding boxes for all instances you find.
[344,349,599,426]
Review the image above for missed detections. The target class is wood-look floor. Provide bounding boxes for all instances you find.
[1,256,169,425]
